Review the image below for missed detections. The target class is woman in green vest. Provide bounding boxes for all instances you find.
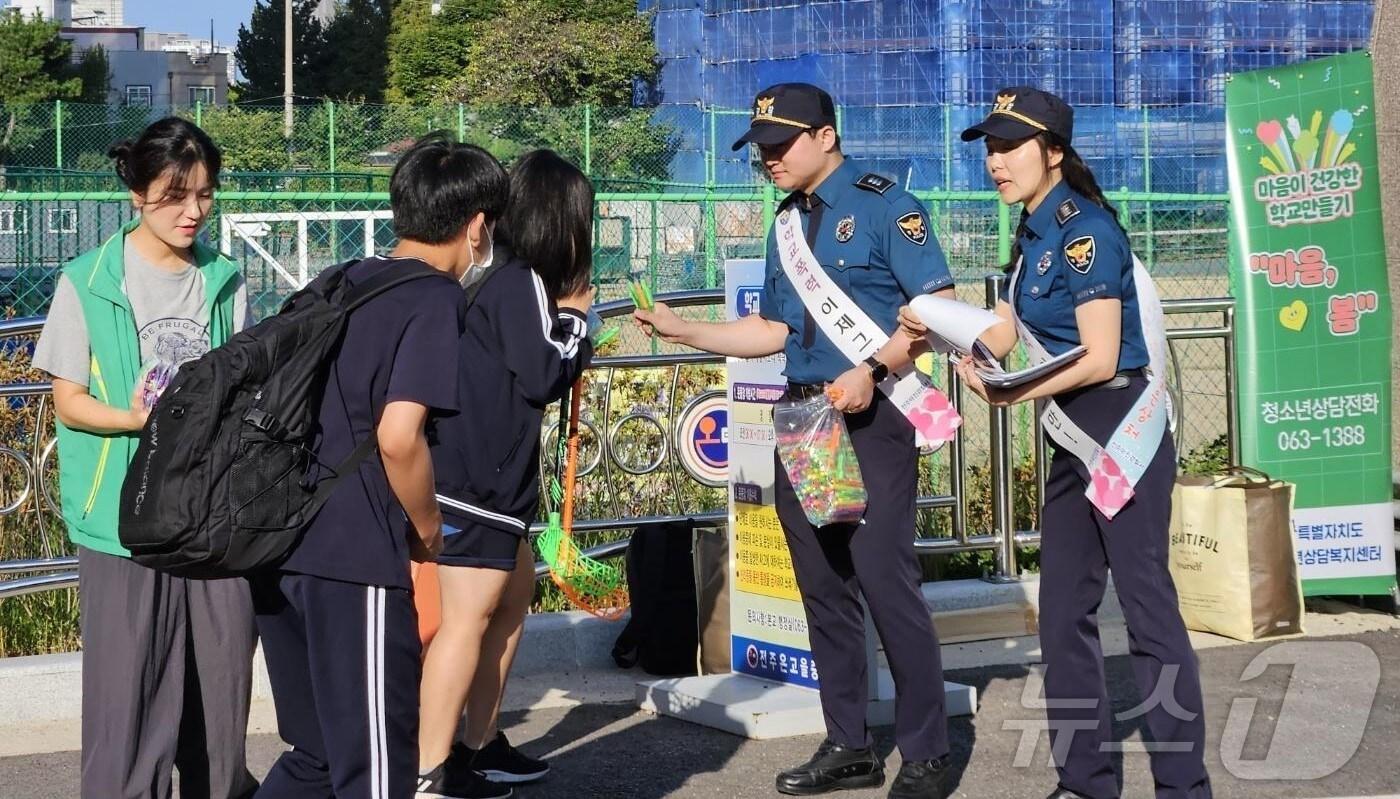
[33,117,258,799]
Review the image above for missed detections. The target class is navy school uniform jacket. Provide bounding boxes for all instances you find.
[430,247,594,538]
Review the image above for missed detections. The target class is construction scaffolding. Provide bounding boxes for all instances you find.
[642,0,1375,192]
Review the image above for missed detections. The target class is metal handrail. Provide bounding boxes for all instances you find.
[0,557,76,574]
[0,289,1237,600]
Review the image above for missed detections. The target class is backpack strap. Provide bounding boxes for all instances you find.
[344,259,454,312]
[303,259,456,519]
[304,431,381,519]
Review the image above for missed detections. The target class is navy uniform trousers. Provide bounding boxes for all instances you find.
[774,388,949,762]
[251,572,421,799]
[1040,377,1212,799]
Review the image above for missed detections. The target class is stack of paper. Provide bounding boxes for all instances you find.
[909,295,1086,389]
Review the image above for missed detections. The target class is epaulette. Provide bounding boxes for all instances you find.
[854,173,895,195]
[1055,198,1081,226]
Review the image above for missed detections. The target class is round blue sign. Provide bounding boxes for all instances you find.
[691,408,728,470]
[675,392,729,487]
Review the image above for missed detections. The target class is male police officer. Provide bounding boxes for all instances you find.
[635,83,957,799]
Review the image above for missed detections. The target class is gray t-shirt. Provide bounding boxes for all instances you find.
[34,238,251,390]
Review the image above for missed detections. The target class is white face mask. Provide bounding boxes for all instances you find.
[460,225,494,288]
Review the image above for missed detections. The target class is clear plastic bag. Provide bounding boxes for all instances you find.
[136,360,178,411]
[774,395,868,527]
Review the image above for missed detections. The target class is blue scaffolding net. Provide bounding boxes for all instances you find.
[639,0,1374,193]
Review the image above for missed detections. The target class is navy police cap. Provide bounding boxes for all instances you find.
[961,86,1074,144]
[731,83,838,151]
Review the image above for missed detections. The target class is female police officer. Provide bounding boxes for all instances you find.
[900,88,1212,799]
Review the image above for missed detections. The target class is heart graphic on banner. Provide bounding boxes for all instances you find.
[909,407,934,432]
[1088,454,1134,519]
[908,389,961,446]
[1255,119,1283,145]
[1279,300,1308,331]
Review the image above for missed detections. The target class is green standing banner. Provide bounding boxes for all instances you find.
[1226,51,1395,597]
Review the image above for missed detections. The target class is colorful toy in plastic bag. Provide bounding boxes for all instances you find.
[137,360,178,411]
[773,394,868,526]
[587,305,620,349]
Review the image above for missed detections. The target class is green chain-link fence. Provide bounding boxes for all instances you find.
[0,99,1235,463]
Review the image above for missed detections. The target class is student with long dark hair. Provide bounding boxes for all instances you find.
[33,117,257,799]
[415,150,595,799]
[901,87,1212,799]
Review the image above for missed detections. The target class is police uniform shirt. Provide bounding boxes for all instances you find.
[1007,181,1149,372]
[758,159,954,385]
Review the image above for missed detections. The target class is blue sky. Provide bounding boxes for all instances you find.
[124,0,253,50]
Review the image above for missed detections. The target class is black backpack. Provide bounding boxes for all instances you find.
[612,520,699,676]
[118,259,456,578]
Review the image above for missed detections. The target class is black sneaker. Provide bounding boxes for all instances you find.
[887,757,951,799]
[453,733,550,784]
[416,764,512,799]
[775,738,885,795]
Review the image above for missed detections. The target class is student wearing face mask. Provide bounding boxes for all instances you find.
[252,137,506,799]
[414,149,595,799]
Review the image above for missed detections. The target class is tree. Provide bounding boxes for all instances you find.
[453,0,657,106]
[0,10,81,159]
[235,0,329,104]
[322,0,391,101]
[197,106,290,171]
[71,44,112,104]
[386,0,658,104]
[385,1,475,102]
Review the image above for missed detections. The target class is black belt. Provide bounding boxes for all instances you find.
[1100,367,1147,390]
[790,369,1145,399]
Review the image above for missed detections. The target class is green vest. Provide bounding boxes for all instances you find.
[56,219,242,556]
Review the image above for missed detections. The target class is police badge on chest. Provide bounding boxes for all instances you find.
[835,215,856,243]
[1037,250,1052,275]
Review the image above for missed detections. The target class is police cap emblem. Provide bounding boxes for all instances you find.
[1064,235,1096,274]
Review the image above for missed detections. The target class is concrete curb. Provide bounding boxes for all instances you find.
[0,607,631,729]
[1,580,1022,728]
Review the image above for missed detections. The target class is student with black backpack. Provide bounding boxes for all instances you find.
[32,117,259,799]
[415,151,595,799]
[251,137,508,799]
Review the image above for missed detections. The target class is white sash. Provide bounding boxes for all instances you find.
[1007,251,1172,520]
[774,208,961,449]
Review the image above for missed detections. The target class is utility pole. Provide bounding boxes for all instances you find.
[283,0,293,138]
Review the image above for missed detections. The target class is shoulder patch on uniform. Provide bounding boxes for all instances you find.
[855,172,895,194]
[1055,198,1081,226]
[896,211,927,246]
[1063,235,1096,274]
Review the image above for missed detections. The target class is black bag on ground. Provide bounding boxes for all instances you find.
[119,260,454,578]
[612,520,699,676]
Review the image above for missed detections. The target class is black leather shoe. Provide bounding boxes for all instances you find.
[1045,788,1092,799]
[775,739,885,795]
[887,756,951,798]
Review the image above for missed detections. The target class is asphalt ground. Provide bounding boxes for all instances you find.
[3,628,1397,799]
